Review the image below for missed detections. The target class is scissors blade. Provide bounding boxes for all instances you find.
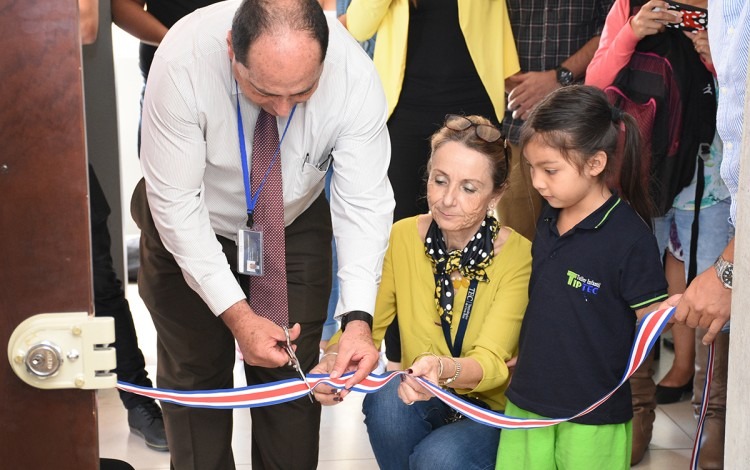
[283,327,315,402]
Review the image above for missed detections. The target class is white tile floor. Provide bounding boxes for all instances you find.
[98,284,698,469]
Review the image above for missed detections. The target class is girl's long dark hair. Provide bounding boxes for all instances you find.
[519,85,654,225]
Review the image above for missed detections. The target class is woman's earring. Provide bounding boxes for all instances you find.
[487,206,495,218]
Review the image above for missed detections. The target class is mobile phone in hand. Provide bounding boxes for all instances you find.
[665,0,707,31]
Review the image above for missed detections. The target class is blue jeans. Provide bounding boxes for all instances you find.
[653,199,734,277]
[362,379,500,470]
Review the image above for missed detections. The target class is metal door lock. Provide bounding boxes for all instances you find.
[7,312,116,390]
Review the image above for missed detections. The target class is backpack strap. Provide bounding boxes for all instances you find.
[687,147,708,283]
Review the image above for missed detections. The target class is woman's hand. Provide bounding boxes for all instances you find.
[685,30,712,65]
[630,0,681,39]
[397,354,441,405]
[311,349,346,405]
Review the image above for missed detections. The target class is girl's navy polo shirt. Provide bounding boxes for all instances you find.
[506,194,668,425]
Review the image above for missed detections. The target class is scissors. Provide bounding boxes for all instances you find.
[282,327,315,402]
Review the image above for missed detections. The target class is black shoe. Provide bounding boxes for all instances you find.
[128,401,169,452]
[655,375,694,405]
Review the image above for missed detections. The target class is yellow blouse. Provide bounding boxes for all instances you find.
[332,216,531,411]
[345,0,521,120]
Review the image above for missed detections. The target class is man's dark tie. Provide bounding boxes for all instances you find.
[248,108,288,326]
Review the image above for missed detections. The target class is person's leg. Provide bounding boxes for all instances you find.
[132,179,236,470]
[410,417,500,470]
[495,401,557,470]
[363,378,453,469]
[630,348,656,466]
[89,167,167,451]
[320,237,339,351]
[494,143,543,241]
[655,251,695,402]
[693,330,729,470]
[245,194,330,470]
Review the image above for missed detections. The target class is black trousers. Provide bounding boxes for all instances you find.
[89,165,153,409]
[132,179,331,470]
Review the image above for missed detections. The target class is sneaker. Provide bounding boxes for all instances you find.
[128,401,169,452]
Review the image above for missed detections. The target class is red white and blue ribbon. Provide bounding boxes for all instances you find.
[691,341,715,470]
[118,306,675,429]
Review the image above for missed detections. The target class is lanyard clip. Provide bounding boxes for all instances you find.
[246,211,254,228]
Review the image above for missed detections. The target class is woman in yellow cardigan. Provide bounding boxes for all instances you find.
[343,0,521,370]
[314,115,531,469]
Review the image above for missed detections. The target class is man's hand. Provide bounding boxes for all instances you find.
[505,71,559,121]
[329,319,379,391]
[673,268,731,345]
[221,300,294,368]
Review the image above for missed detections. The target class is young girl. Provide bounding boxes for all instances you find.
[496,85,669,469]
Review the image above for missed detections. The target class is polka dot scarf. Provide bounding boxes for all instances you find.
[424,216,499,325]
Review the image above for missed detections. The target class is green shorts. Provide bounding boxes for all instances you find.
[496,400,632,470]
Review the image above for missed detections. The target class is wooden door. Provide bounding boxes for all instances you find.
[0,0,99,467]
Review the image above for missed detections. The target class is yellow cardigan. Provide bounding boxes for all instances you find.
[345,0,520,120]
[331,216,531,411]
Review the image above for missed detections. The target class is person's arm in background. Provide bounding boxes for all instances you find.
[79,0,99,45]
[506,0,611,121]
[673,237,734,345]
[586,0,682,88]
[344,0,390,41]
[111,0,168,46]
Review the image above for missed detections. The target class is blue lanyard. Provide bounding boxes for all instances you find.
[440,279,478,357]
[235,81,296,227]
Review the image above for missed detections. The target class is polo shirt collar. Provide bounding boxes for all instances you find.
[542,192,623,233]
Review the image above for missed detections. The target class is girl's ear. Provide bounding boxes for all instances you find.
[587,151,608,177]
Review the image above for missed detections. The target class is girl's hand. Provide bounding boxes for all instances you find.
[505,356,518,375]
[630,0,682,39]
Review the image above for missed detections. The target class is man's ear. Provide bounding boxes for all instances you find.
[587,151,608,177]
[226,30,234,61]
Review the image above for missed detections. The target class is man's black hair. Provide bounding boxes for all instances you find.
[231,0,329,66]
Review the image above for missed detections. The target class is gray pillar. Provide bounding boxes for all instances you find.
[724,45,750,469]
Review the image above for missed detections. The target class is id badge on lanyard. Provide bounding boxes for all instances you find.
[237,226,264,276]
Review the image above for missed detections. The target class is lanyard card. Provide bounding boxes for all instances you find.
[237,227,264,276]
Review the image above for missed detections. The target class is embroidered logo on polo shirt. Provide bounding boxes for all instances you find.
[566,270,601,295]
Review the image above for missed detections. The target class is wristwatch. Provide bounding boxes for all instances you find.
[556,66,575,86]
[714,256,733,289]
[340,310,373,331]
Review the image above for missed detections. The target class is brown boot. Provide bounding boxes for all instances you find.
[630,348,656,466]
[693,329,729,470]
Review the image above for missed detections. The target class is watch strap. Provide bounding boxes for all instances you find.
[714,256,733,289]
[340,310,373,331]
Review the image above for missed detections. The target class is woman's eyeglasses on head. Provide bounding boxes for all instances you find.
[444,114,503,144]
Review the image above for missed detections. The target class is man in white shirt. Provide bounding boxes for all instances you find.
[131,0,393,467]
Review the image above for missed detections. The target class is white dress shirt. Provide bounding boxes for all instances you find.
[708,0,750,226]
[140,0,394,317]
